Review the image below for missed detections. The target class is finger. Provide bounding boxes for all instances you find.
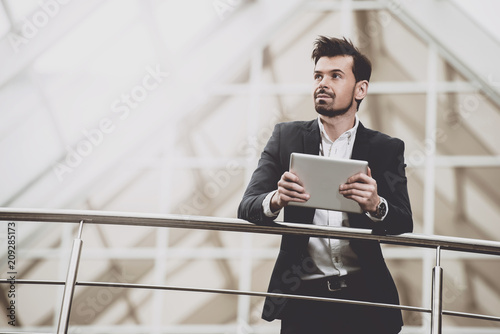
[283,171,304,186]
[367,166,372,178]
[281,188,310,200]
[279,190,309,204]
[340,183,375,192]
[346,172,373,185]
[278,179,306,194]
[280,193,308,203]
[343,194,371,209]
[340,188,371,198]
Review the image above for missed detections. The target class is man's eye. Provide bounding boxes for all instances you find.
[314,75,322,80]
[333,74,341,79]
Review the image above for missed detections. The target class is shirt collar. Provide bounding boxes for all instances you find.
[317,114,359,144]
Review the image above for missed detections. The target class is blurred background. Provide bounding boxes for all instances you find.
[1,0,500,333]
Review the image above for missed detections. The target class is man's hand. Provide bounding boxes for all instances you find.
[270,172,310,212]
[339,167,380,214]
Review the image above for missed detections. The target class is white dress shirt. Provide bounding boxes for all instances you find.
[304,115,361,279]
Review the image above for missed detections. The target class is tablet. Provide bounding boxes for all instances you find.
[288,152,368,213]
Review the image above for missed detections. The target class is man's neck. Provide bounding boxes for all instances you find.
[319,112,356,142]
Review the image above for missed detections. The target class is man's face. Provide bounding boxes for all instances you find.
[313,55,357,117]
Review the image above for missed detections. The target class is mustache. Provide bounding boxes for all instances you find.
[315,89,334,99]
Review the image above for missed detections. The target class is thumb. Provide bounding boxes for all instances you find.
[367,166,372,177]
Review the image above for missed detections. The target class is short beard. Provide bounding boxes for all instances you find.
[315,99,353,117]
[314,86,356,117]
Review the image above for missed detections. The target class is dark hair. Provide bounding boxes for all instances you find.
[311,36,372,82]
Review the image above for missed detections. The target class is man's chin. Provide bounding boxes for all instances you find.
[315,106,349,117]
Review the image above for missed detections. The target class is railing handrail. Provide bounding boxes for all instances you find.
[1,207,500,256]
[2,207,500,333]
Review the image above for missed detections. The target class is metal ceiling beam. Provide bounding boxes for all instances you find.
[0,0,105,88]
[385,0,500,108]
[4,0,311,210]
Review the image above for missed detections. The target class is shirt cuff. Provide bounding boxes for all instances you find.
[262,190,281,217]
[365,196,389,222]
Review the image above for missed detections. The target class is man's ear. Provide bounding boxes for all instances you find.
[355,80,369,100]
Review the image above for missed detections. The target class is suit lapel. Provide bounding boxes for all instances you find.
[351,121,370,161]
[303,118,321,156]
[290,119,320,226]
[349,122,372,228]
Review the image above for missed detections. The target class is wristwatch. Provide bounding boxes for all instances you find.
[373,197,387,219]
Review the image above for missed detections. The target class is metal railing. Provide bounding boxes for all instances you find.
[1,207,500,333]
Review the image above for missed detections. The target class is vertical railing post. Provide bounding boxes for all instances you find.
[430,246,443,334]
[56,221,84,334]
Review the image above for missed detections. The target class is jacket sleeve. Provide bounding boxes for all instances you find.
[372,139,413,235]
[238,124,284,225]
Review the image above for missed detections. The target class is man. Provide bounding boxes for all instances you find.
[238,36,413,333]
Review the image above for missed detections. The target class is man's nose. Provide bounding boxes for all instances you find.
[318,76,330,88]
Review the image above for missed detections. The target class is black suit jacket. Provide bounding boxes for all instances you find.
[238,119,413,332]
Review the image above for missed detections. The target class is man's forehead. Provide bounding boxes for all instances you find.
[314,55,354,71]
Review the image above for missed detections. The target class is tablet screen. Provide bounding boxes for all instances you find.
[288,153,368,213]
